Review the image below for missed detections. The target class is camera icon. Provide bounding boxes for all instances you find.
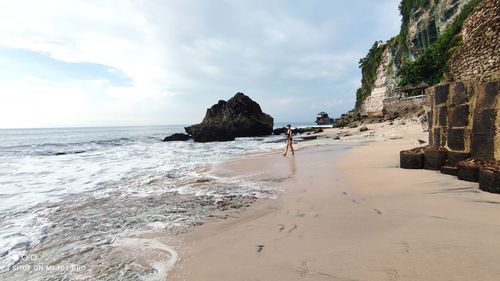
[20,254,38,261]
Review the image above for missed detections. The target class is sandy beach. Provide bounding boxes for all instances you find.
[168,122,500,281]
[1,1,497,280]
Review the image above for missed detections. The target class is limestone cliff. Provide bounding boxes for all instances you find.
[359,47,395,116]
[356,0,479,116]
[405,0,474,60]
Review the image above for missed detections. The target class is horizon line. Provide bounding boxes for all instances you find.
[0,121,316,130]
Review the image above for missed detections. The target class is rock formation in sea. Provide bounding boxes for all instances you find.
[162,133,192,142]
[185,92,274,142]
[315,112,335,125]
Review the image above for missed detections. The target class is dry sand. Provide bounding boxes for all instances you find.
[167,122,500,281]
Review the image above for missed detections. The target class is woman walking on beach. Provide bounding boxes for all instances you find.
[283,124,295,156]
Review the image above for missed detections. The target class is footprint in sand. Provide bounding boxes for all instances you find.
[288,224,298,233]
[400,241,410,253]
[278,224,285,232]
[256,245,264,253]
[385,269,400,281]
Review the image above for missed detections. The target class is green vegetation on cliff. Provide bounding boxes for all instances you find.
[355,41,386,107]
[355,0,483,107]
[398,0,482,86]
[398,0,430,56]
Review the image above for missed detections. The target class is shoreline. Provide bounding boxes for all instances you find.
[167,122,500,281]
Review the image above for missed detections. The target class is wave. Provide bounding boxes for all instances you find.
[0,137,140,157]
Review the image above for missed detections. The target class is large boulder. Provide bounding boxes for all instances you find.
[273,127,287,135]
[186,125,235,142]
[185,93,273,142]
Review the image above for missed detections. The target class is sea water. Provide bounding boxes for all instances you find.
[0,125,295,280]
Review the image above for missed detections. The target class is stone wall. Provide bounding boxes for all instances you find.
[448,0,500,81]
[383,95,425,118]
[428,80,499,161]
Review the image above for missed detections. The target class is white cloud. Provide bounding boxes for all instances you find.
[0,0,402,127]
[284,53,364,80]
[0,77,92,128]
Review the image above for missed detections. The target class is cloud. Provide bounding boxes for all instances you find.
[283,53,364,80]
[0,0,402,128]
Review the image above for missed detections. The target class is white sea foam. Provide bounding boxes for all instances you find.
[0,126,287,275]
[114,237,179,281]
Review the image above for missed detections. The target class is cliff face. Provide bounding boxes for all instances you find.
[357,0,476,116]
[359,47,395,116]
[406,0,473,60]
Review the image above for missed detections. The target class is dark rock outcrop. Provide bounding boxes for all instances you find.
[273,127,287,135]
[315,112,334,125]
[335,112,365,128]
[301,136,317,141]
[162,133,191,142]
[186,125,235,142]
[185,93,273,142]
[273,127,323,136]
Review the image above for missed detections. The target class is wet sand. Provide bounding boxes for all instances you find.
[168,125,500,280]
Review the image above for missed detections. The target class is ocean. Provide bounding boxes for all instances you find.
[0,124,316,280]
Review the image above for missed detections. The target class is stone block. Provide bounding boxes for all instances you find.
[471,133,495,161]
[447,151,471,166]
[440,166,458,176]
[427,111,432,131]
[457,162,480,182]
[440,128,447,147]
[451,82,470,105]
[400,150,424,169]
[434,84,449,105]
[449,104,469,127]
[479,168,500,194]
[447,128,465,151]
[433,128,441,146]
[424,149,448,170]
[475,81,499,110]
[472,109,497,135]
[428,125,433,145]
[438,106,448,127]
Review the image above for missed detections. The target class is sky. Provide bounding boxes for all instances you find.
[0,0,401,128]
